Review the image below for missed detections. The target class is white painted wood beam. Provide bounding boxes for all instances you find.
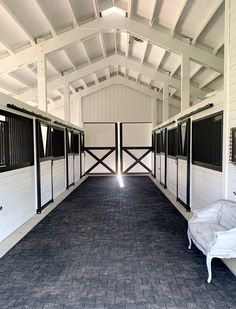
[163,82,169,121]
[149,0,158,27]
[155,49,166,70]
[181,55,190,111]
[107,67,111,79]
[170,0,188,36]
[92,0,100,18]
[37,53,47,113]
[136,73,140,83]
[114,30,117,53]
[63,50,76,70]
[64,82,70,122]
[93,73,99,83]
[0,14,223,75]
[66,0,78,27]
[0,38,14,55]
[128,0,133,18]
[35,0,57,37]
[0,0,35,45]
[17,54,207,101]
[47,59,62,77]
[81,41,91,64]
[0,81,18,95]
[140,41,148,64]
[9,73,33,89]
[191,0,224,46]
[99,33,107,58]
[212,41,224,55]
[199,72,221,89]
[80,79,87,89]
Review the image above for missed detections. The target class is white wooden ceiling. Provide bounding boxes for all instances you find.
[0,0,225,107]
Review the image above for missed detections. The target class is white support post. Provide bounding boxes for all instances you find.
[77,93,83,127]
[37,53,47,113]
[64,82,70,122]
[181,54,190,112]
[163,82,169,122]
[152,97,158,127]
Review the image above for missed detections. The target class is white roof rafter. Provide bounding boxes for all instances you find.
[16,54,208,101]
[191,0,224,46]
[140,41,148,64]
[170,0,188,36]
[0,14,224,75]
[149,0,158,27]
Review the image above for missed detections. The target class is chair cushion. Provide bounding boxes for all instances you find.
[189,222,226,250]
[219,204,236,229]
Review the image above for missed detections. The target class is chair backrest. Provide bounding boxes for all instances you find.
[218,200,236,229]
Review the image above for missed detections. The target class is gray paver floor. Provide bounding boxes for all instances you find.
[0,176,236,309]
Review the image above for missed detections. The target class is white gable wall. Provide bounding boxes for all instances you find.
[82,84,155,123]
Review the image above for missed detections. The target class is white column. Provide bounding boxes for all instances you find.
[181,54,190,112]
[77,92,83,127]
[163,82,169,122]
[152,97,158,127]
[64,82,70,122]
[37,53,47,113]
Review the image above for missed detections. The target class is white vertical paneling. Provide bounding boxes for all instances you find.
[156,154,161,181]
[226,1,236,202]
[53,159,66,199]
[192,165,224,210]
[40,160,52,206]
[74,154,80,182]
[160,154,165,185]
[177,159,187,204]
[82,84,153,122]
[167,157,177,197]
[68,155,74,185]
[0,167,36,241]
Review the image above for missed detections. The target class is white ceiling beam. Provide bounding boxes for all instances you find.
[80,79,87,89]
[140,41,148,64]
[93,73,99,83]
[127,0,133,18]
[81,41,91,64]
[66,0,78,27]
[0,14,223,75]
[99,33,107,58]
[136,73,140,83]
[92,0,100,18]
[199,72,221,89]
[107,67,110,79]
[63,50,76,70]
[0,81,18,95]
[16,54,207,101]
[35,0,57,37]
[149,0,158,27]
[155,49,166,70]
[170,0,188,36]
[0,38,14,55]
[47,59,62,76]
[114,30,117,53]
[212,41,224,55]
[0,0,35,45]
[9,73,33,89]
[191,0,224,46]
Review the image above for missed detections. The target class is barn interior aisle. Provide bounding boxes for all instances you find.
[0,176,235,309]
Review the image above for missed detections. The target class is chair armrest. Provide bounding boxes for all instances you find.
[209,228,236,257]
[189,202,222,224]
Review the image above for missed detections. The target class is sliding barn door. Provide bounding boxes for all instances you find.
[177,119,191,210]
[160,129,167,187]
[84,123,118,174]
[36,120,53,212]
[120,122,152,174]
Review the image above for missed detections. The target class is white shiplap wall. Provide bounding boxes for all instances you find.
[82,84,153,122]
[226,1,236,201]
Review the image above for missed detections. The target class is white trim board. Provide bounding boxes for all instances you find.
[0,175,88,259]
[149,175,236,277]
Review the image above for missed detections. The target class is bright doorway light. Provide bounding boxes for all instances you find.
[117,173,125,188]
[101,6,126,17]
